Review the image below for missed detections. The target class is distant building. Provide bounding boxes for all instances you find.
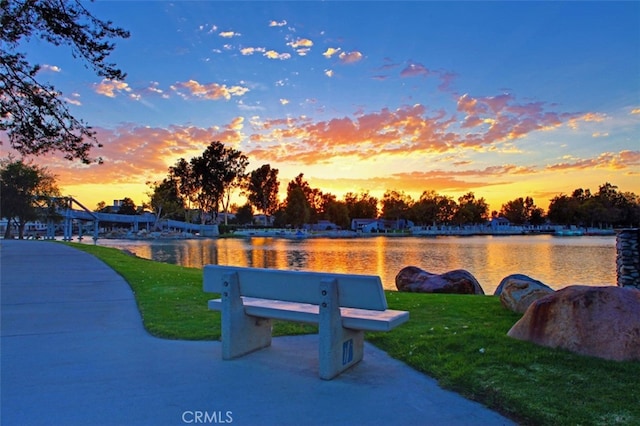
[215,212,236,224]
[307,220,340,231]
[489,216,511,230]
[351,218,383,232]
[351,218,413,232]
[253,214,274,227]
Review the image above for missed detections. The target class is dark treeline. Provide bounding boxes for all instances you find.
[141,142,640,229]
[3,142,639,240]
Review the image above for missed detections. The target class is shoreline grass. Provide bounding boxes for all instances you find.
[66,242,639,426]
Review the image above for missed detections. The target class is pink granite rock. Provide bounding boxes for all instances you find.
[496,274,555,314]
[395,266,484,295]
[507,285,640,361]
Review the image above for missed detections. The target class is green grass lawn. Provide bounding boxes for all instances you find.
[67,242,639,426]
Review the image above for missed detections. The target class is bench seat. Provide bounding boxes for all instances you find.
[208,297,409,332]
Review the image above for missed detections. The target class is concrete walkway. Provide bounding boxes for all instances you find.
[1,240,515,426]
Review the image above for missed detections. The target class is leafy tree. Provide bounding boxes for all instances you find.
[117,197,137,215]
[410,190,441,225]
[169,158,197,222]
[547,194,580,226]
[246,164,280,220]
[344,191,378,219]
[285,173,324,224]
[189,141,248,225]
[0,158,60,238]
[147,178,184,228]
[288,173,313,198]
[322,199,350,229]
[1,0,129,163]
[619,192,640,227]
[547,183,639,227]
[284,186,310,228]
[432,194,456,225]
[381,190,413,222]
[94,201,108,213]
[453,192,488,225]
[499,196,544,225]
[500,197,528,224]
[286,173,318,221]
[529,206,546,226]
[235,203,254,226]
[219,148,248,226]
[271,205,287,228]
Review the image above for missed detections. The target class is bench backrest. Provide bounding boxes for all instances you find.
[203,265,388,311]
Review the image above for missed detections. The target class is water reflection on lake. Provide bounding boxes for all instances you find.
[82,234,616,294]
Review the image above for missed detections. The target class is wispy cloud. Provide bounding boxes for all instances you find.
[339,51,363,64]
[546,151,640,171]
[93,79,131,98]
[400,62,430,78]
[264,50,291,60]
[323,47,341,59]
[171,79,249,100]
[287,37,313,56]
[40,64,61,73]
[219,31,241,38]
[39,122,247,185]
[64,92,82,106]
[247,91,592,164]
[240,46,266,56]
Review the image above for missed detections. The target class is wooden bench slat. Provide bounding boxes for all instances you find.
[208,297,409,332]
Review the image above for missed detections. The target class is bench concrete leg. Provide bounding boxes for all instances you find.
[318,278,365,380]
[221,272,272,359]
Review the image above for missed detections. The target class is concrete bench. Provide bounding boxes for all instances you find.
[203,265,409,380]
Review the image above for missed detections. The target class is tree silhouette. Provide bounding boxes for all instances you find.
[1,0,129,163]
[0,158,60,238]
[247,164,280,219]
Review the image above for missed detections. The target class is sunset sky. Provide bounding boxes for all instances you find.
[5,1,640,212]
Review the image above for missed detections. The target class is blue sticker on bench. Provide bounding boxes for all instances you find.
[342,339,353,365]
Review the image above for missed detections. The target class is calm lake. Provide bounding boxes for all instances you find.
[80,234,616,294]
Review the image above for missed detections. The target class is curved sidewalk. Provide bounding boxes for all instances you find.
[1,240,514,426]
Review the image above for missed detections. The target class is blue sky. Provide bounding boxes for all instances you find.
[11,1,640,211]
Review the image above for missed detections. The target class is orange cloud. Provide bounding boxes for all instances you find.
[288,38,313,48]
[546,151,640,171]
[338,51,363,64]
[38,123,246,187]
[455,94,579,147]
[287,38,313,56]
[171,79,249,100]
[264,50,291,60]
[567,112,607,130]
[323,47,341,58]
[247,94,584,164]
[94,79,131,98]
[240,47,266,55]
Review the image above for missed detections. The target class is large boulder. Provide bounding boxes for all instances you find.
[395,266,484,295]
[495,274,555,314]
[507,286,640,361]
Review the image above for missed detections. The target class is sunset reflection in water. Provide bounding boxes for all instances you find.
[91,235,617,295]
